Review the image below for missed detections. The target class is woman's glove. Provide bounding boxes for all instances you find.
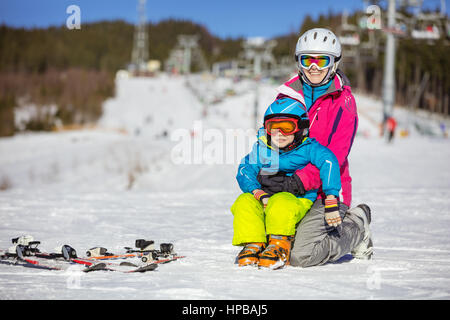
[324,197,342,227]
[253,189,270,208]
[257,171,305,196]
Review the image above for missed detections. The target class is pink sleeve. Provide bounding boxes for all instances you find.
[296,96,358,191]
[295,163,322,191]
[325,96,358,166]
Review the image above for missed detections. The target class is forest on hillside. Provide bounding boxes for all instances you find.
[0,19,245,136]
[0,11,448,137]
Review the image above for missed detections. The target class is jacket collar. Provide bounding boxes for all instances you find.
[276,69,349,105]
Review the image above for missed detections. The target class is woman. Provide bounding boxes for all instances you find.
[258,28,373,267]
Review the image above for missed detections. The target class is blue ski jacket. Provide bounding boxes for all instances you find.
[236,128,341,203]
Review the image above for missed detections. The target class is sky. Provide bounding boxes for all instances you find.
[0,0,448,39]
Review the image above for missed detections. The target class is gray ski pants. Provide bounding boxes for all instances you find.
[290,199,365,267]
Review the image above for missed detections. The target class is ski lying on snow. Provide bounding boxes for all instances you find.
[0,247,85,271]
[0,236,184,273]
[0,255,159,273]
[0,256,66,271]
[84,239,186,265]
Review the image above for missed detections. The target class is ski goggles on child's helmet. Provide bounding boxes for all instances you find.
[264,117,302,136]
[298,54,334,70]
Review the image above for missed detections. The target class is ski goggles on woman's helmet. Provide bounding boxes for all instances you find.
[264,117,301,136]
[297,54,334,70]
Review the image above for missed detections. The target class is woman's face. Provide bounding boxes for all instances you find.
[303,65,329,85]
[270,130,295,149]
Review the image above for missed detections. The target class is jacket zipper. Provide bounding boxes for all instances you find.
[301,74,342,130]
[309,107,320,129]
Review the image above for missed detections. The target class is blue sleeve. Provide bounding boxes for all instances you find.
[236,143,262,193]
[307,141,342,197]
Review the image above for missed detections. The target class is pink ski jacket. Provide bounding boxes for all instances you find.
[275,70,358,207]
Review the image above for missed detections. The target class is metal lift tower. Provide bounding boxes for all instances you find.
[382,0,396,122]
[131,0,149,74]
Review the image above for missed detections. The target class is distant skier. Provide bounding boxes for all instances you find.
[232,97,342,269]
[257,28,373,267]
[386,116,397,143]
[440,122,447,138]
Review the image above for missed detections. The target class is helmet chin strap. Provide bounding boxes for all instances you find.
[278,128,309,152]
[300,69,331,87]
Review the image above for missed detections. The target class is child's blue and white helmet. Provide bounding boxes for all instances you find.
[264,97,309,127]
[263,98,310,146]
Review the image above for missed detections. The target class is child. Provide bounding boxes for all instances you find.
[231,97,342,269]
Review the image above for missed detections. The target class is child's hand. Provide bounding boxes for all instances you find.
[253,189,270,208]
[324,196,342,227]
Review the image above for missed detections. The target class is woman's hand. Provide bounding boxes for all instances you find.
[324,195,342,227]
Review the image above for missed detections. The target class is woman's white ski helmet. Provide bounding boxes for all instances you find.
[295,28,342,86]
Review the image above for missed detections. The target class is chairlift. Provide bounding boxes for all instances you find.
[411,14,442,40]
[338,11,361,46]
[409,0,446,40]
[394,12,409,36]
[241,38,277,77]
[339,31,361,46]
[337,11,361,60]
[380,11,409,37]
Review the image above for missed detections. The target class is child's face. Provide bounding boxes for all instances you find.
[270,130,295,148]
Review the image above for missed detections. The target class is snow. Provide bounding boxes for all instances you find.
[0,74,450,300]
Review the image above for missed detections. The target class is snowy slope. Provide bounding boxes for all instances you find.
[0,74,449,300]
